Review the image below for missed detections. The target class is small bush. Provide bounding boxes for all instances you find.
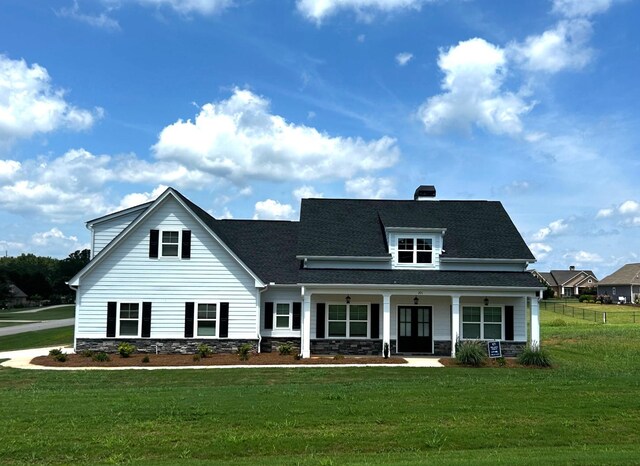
[196,343,212,358]
[49,348,63,357]
[333,354,345,360]
[80,349,93,358]
[117,342,136,358]
[92,352,110,362]
[455,340,486,367]
[278,343,293,356]
[237,343,253,361]
[192,353,201,362]
[518,345,552,367]
[54,352,68,362]
[142,355,150,363]
[549,318,567,327]
[495,356,506,367]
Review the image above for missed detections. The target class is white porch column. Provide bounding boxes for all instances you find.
[530,297,540,349]
[451,294,460,357]
[301,291,312,358]
[382,292,391,356]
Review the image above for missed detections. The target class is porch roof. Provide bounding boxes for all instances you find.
[298,269,543,288]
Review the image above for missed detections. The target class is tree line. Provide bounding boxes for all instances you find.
[0,249,90,306]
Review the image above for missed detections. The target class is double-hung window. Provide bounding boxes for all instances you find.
[119,303,140,336]
[197,303,217,337]
[327,304,368,338]
[397,237,432,264]
[462,306,503,340]
[161,231,179,257]
[275,303,291,329]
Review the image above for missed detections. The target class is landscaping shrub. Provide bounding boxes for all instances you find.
[549,318,567,327]
[578,295,591,303]
[48,348,63,357]
[92,352,110,362]
[518,345,552,367]
[278,343,293,356]
[196,343,212,358]
[237,343,253,361]
[455,340,486,367]
[333,354,345,360]
[142,355,150,363]
[117,342,136,358]
[192,354,201,362]
[54,353,67,362]
[496,356,506,367]
[80,349,93,358]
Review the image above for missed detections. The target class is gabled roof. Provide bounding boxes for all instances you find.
[538,272,557,287]
[297,198,535,261]
[598,263,640,286]
[8,283,27,298]
[549,269,597,286]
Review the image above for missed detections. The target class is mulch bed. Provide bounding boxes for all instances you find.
[439,357,522,368]
[31,352,408,367]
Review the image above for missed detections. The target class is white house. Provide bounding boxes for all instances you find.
[69,185,543,357]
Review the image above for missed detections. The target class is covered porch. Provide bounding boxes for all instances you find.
[299,287,541,358]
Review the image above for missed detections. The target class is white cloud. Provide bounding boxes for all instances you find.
[619,200,640,215]
[116,185,168,210]
[0,159,21,182]
[31,228,78,246]
[596,208,613,218]
[345,177,396,199]
[0,55,101,143]
[253,199,296,220]
[297,0,428,23]
[417,38,532,136]
[215,207,234,219]
[395,52,413,66]
[563,250,603,263]
[510,19,593,73]
[529,242,552,261]
[152,88,399,183]
[552,0,612,18]
[135,0,233,15]
[56,1,121,31]
[532,218,568,241]
[293,185,323,199]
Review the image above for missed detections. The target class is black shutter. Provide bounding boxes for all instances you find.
[149,229,159,258]
[505,305,514,340]
[264,302,273,329]
[181,230,191,259]
[370,303,380,338]
[219,302,229,338]
[142,302,152,338]
[292,302,302,330]
[316,303,325,338]
[107,301,117,337]
[184,302,194,338]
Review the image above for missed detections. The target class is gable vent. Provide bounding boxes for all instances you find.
[414,185,436,201]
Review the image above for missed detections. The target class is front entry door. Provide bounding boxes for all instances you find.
[398,306,432,353]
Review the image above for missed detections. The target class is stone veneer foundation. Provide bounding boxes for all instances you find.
[310,339,398,356]
[75,339,258,354]
[259,337,301,354]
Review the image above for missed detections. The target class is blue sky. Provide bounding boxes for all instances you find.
[0,0,638,279]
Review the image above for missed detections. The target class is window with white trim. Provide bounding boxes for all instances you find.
[397,237,432,264]
[462,306,503,340]
[119,303,140,336]
[275,303,291,329]
[161,231,179,257]
[327,303,369,338]
[196,303,217,337]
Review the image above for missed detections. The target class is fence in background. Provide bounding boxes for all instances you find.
[541,300,640,324]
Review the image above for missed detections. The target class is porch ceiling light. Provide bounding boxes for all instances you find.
[413,296,419,305]
[484,298,489,306]
[345,295,351,304]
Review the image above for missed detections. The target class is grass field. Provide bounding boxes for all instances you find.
[0,305,75,321]
[0,326,74,352]
[1,312,640,465]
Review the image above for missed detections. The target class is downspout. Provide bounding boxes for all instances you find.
[257,285,269,353]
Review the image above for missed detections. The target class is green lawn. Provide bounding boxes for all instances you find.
[0,305,75,321]
[1,313,640,465]
[0,326,74,352]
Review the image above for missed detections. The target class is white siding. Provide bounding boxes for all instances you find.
[77,196,259,339]
[388,232,443,270]
[92,210,142,257]
[261,287,303,337]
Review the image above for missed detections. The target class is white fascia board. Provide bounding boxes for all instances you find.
[298,283,545,293]
[573,274,598,287]
[296,255,391,262]
[385,227,447,235]
[69,188,265,288]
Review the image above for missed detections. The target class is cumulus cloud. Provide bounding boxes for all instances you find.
[532,218,568,241]
[297,0,429,23]
[596,200,640,227]
[56,1,121,31]
[0,55,101,143]
[563,250,603,263]
[596,208,613,218]
[32,228,78,246]
[510,19,593,73]
[619,200,640,215]
[552,0,612,18]
[293,185,323,199]
[0,159,21,182]
[529,242,552,261]
[116,185,168,210]
[153,88,399,183]
[136,0,233,16]
[345,177,396,199]
[253,199,296,220]
[395,52,413,66]
[417,38,532,136]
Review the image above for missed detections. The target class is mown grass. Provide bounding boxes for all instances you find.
[0,326,74,352]
[0,305,75,321]
[1,313,640,464]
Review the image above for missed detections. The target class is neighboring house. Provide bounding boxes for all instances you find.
[597,263,640,304]
[3,283,28,307]
[532,267,598,298]
[68,186,543,358]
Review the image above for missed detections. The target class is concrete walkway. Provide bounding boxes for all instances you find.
[0,347,444,370]
[0,318,75,337]
[9,304,71,314]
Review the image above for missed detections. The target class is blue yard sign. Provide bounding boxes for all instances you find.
[487,341,502,358]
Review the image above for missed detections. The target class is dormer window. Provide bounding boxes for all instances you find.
[398,237,432,264]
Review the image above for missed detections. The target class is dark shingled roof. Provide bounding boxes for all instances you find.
[297,199,535,260]
[549,269,597,285]
[299,269,543,288]
[598,263,640,285]
[538,272,557,287]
